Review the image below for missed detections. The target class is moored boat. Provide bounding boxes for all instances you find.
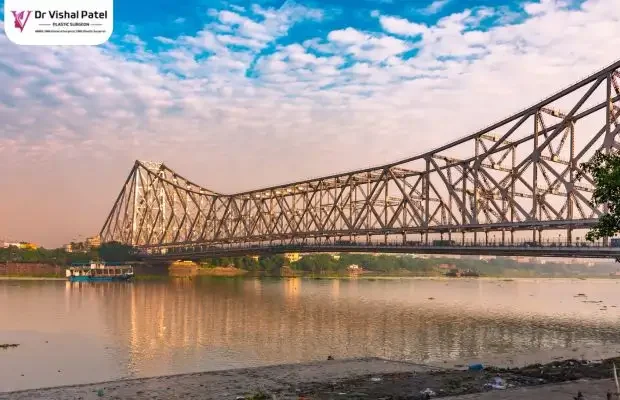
[66,261,134,282]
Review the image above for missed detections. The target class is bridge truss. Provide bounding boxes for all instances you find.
[101,60,620,255]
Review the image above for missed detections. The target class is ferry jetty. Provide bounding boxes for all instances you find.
[66,261,134,282]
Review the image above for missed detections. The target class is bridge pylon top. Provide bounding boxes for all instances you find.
[136,160,164,172]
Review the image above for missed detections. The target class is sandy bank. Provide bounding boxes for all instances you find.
[0,358,431,399]
[4,356,620,399]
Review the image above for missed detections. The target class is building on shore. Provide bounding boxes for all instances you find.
[284,253,302,263]
[86,236,101,249]
[1,241,38,250]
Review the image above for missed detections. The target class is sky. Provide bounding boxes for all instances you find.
[0,0,619,247]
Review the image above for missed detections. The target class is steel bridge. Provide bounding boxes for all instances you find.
[100,60,620,259]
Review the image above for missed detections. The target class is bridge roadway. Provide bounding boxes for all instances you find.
[142,241,620,261]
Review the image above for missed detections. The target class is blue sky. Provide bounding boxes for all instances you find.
[109,0,531,78]
[0,0,619,246]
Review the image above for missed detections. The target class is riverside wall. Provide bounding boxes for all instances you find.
[0,263,64,277]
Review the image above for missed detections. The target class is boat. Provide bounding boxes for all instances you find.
[66,261,134,282]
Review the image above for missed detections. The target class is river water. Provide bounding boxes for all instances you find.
[1,277,620,392]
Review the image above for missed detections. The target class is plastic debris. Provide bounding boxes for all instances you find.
[468,363,484,371]
[371,377,382,382]
[484,377,507,390]
[420,388,436,396]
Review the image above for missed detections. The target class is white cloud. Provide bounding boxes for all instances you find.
[524,0,569,15]
[327,27,368,44]
[1,0,620,246]
[420,0,452,15]
[379,15,428,37]
[324,28,411,61]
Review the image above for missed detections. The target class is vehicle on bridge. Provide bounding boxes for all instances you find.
[66,262,134,282]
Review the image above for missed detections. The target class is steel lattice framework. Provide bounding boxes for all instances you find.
[101,60,620,252]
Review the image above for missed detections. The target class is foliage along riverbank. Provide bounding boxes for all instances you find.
[4,241,620,279]
[0,242,139,265]
[198,253,620,279]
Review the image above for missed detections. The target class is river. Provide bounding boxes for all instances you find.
[1,277,620,392]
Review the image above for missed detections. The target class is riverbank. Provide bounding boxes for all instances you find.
[197,266,248,276]
[0,276,65,280]
[2,356,620,399]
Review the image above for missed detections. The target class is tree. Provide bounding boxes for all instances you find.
[581,151,620,241]
[98,241,136,262]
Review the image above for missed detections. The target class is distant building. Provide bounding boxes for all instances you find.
[1,242,37,249]
[284,253,302,263]
[86,236,101,249]
[347,264,362,275]
[64,243,73,253]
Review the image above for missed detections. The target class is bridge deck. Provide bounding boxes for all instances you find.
[143,242,620,261]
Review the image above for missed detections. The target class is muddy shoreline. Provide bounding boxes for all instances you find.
[2,356,620,399]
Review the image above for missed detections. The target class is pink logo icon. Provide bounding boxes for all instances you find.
[12,11,32,32]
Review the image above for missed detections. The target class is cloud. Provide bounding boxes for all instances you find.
[1,0,620,246]
[419,0,452,15]
[523,0,569,15]
[379,15,427,37]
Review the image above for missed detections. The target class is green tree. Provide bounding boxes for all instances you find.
[259,255,286,275]
[98,241,136,262]
[581,151,620,241]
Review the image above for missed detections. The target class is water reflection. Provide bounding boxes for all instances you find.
[2,278,620,391]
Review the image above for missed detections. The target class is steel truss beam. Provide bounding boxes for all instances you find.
[100,60,620,251]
